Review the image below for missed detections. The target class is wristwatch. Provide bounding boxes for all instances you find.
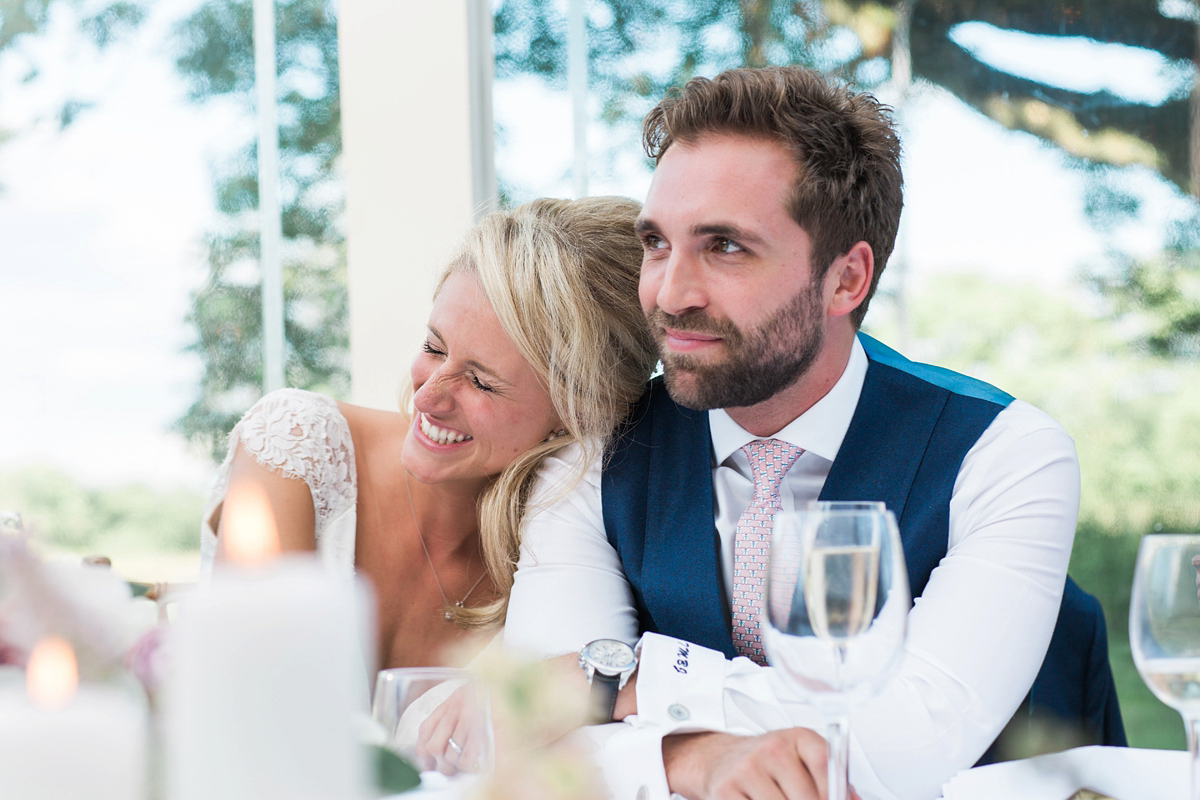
[578,638,638,724]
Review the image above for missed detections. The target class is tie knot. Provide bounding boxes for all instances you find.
[740,439,804,498]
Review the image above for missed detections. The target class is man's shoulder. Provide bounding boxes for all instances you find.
[986,398,1074,450]
[853,334,1073,463]
[858,333,1014,409]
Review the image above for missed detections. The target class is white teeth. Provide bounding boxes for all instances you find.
[420,414,471,444]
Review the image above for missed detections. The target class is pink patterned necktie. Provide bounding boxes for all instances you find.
[730,438,805,665]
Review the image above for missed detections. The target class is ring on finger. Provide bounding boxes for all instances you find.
[447,737,464,756]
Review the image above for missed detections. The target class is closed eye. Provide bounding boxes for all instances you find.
[421,340,446,357]
[469,373,496,393]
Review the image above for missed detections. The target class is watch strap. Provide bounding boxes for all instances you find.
[587,670,621,725]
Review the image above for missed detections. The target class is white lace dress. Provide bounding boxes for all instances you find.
[200,389,359,580]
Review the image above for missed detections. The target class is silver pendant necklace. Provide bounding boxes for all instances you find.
[403,470,487,620]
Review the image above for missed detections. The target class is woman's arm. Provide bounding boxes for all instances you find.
[213,444,318,557]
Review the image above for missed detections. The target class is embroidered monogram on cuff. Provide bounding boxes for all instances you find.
[635,633,727,733]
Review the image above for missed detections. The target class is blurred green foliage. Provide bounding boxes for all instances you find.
[872,272,1200,532]
[0,467,203,555]
[1070,521,1186,750]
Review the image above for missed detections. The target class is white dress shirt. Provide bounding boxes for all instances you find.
[504,339,1080,800]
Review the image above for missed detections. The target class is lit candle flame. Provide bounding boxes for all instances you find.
[27,636,78,710]
[222,480,281,564]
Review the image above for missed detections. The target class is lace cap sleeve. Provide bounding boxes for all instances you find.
[221,388,357,531]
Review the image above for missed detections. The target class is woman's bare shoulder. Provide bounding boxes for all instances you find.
[335,401,410,476]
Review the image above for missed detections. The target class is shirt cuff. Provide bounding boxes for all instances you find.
[634,632,727,732]
[578,722,672,800]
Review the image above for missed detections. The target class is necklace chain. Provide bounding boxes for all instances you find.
[403,470,487,621]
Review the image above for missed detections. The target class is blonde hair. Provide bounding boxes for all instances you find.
[434,197,657,628]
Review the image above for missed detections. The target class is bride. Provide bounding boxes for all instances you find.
[201,196,657,668]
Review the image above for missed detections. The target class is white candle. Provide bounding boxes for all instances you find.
[166,556,371,800]
[0,640,147,800]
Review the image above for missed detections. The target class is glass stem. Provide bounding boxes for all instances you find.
[826,715,851,800]
[1189,716,1200,800]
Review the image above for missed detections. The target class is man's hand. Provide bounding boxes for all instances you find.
[663,728,857,800]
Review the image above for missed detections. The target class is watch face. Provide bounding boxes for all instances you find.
[584,639,636,674]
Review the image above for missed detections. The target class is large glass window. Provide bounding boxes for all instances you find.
[0,0,344,580]
[1,0,219,577]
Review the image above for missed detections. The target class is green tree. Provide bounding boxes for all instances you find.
[170,0,348,462]
[898,0,1196,196]
[1091,210,1200,361]
[0,0,145,141]
[497,0,1198,196]
[496,0,1200,370]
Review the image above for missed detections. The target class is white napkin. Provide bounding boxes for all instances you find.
[941,746,1187,800]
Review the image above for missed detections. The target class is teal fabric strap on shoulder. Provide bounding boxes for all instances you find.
[857,332,1014,407]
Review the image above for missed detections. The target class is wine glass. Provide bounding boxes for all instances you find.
[763,507,910,800]
[1130,533,1200,800]
[372,667,493,779]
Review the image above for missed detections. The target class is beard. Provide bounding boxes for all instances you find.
[649,281,825,411]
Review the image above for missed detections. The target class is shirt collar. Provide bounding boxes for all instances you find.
[709,336,868,464]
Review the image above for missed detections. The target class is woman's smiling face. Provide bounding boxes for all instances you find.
[402,271,561,488]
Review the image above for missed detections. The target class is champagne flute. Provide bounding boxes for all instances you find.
[1130,533,1200,800]
[763,507,910,800]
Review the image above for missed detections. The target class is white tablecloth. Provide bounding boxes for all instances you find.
[941,746,1188,800]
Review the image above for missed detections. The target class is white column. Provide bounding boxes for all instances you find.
[339,0,496,410]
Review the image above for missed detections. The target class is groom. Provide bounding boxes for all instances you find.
[504,66,1118,800]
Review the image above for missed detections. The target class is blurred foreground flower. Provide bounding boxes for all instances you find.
[471,647,607,800]
[0,532,157,682]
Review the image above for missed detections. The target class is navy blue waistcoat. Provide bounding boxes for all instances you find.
[601,333,1124,758]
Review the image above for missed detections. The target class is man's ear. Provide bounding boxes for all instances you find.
[825,241,874,319]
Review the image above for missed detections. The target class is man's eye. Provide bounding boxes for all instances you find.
[713,238,743,254]
[642,234,667,251]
